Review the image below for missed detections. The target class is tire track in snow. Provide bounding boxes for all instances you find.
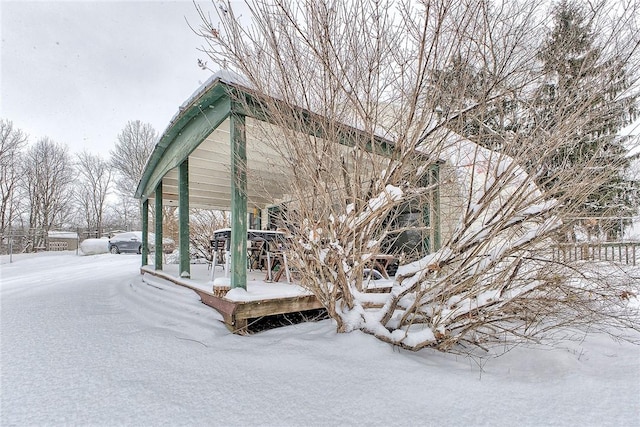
[1,253,140,298]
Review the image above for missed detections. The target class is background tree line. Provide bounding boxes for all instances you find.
[0,119,158,252]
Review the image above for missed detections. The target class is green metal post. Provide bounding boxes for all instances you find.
[155,181,163,270]
[431,164,441,250]
[230,111,247,289]
[179,159,190,278]
[141,199,149,266]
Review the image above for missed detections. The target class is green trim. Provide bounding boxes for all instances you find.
[422,202,431,253]
[233,89,395,157]
[155,182,163,270]
[230,110,247,289]
[179,159,190,278]
[136,83,231,201]
[141,199,149,266]
[141,97,230,201]
[430,164,441,250]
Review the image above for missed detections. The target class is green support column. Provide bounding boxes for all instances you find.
[179,159,190,278]
[141,199,149,266]
[431,164,441,251]
[230,111,247,289]
[155,181,163,270]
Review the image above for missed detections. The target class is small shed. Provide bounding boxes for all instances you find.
[47,231,79,251]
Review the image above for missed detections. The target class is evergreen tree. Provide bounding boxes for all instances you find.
[532,0,638,230]
[430,1,638,238]
[430,56,520,152]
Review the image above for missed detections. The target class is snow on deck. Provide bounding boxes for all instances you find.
[141,262,395,301]
[141,263,313,302]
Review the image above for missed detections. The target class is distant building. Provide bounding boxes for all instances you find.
[47,231,79,251]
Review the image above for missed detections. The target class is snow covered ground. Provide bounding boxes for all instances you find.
[1,251,639,426]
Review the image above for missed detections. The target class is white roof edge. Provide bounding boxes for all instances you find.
[178,69,251,111]
[157,69,251,144]
[48,231,79,238]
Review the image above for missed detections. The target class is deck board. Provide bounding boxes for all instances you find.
[141,267,324,334]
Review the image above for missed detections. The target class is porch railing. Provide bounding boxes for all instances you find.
[551,241,640,266]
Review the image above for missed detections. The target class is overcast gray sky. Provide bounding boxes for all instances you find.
[1,0,230,156]
[2,0,639,160]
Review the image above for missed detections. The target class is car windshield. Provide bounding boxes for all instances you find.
[111,232,144,241]
[110,232,172,243]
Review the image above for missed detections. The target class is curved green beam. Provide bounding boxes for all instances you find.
[135,81,231,201]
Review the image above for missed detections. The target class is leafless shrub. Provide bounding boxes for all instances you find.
[197,0,640,352]
[189,209,230,261]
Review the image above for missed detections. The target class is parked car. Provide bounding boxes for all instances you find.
[108,232,175,254]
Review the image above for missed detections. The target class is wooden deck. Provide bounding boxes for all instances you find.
[140,266,324,334]
[194,289,324,333]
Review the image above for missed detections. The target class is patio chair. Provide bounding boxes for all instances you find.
[210,239,229,281]
[248,239,266,271]
[264,241,291,283]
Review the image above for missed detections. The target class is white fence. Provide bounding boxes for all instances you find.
[551,242,640,266]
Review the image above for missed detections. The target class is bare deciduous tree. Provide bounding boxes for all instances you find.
[22,137,75,249]
[0,119,28,236]
[110,120,158,230]
[107,192,140,232]
[110,120,157,195]
[75,150,113,237]
[198,0,640,353]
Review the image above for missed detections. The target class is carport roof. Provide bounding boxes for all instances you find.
[135,70,396,210]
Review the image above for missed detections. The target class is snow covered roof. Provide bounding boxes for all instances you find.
[48,231,78,239]
[166,70,250,135]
